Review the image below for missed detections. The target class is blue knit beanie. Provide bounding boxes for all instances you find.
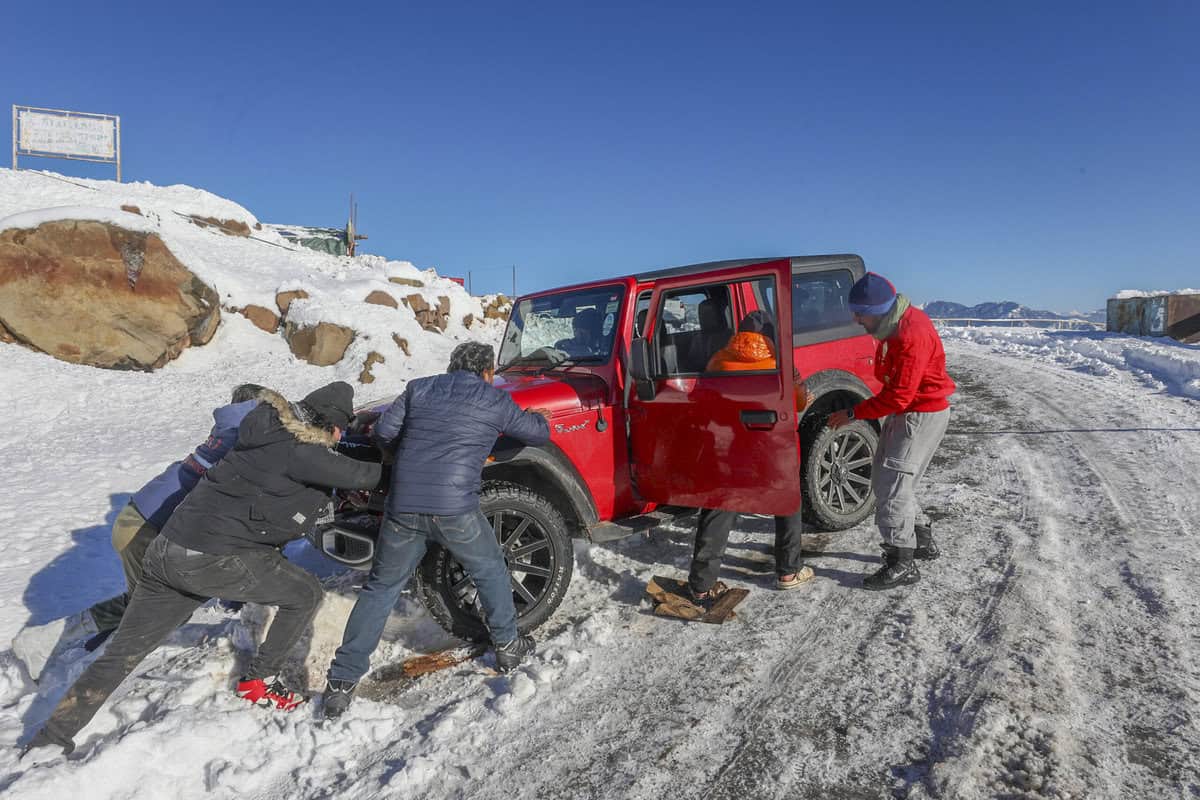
[848,272,897,315]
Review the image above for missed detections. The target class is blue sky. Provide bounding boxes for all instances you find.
[3,1,1197,311]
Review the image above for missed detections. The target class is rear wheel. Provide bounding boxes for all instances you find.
[801,419,878,530]
[417,481,574,641]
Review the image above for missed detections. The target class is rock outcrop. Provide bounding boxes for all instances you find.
[238,304,280,333]
[284,320,354,366]
[364,290,399,309]
[0,219,220,370]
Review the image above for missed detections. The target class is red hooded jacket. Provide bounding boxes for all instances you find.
[853,306,955,420]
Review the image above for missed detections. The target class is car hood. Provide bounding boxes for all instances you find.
[494,371,609,415]
[353,372,609,419]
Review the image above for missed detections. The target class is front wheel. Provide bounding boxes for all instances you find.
[801,419,878,530]
[416,481,574,641]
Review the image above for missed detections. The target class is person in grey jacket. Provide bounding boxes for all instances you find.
[324,342,550,719]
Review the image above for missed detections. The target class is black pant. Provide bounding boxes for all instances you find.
[41,536,323,743]
[689,509,805,593]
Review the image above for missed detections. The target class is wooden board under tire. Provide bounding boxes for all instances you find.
[646,576,749,624]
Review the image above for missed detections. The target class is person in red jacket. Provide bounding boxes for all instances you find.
[828,272,955,590]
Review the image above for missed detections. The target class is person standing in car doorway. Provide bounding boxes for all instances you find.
[828,272,955,590]
[323,342,551,719]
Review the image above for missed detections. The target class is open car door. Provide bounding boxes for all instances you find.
[627,259,801,515]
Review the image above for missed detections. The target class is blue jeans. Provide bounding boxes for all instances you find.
[328,511,519,683]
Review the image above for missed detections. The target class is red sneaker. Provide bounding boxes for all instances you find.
[236,676,306,711]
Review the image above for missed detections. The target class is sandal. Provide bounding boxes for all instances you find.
[777,566,815,590]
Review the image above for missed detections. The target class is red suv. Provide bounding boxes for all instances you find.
[312,256,882,638]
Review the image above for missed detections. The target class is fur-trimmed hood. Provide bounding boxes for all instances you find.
[241,388,339,449]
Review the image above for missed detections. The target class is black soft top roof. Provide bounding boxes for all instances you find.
[635,254,864,283]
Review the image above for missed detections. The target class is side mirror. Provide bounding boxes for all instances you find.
[629,337,657,400]
[629,337,651,381]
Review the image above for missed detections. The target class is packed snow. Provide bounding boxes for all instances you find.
[940,326,1200,401]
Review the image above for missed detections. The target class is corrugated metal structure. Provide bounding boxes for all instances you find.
[1107,294,1200,344]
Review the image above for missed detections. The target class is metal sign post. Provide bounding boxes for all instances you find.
[12,104,122,181]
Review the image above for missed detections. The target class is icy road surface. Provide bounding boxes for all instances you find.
[2,331,1198,799]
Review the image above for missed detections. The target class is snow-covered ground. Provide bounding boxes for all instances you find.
[1,323,1198,798]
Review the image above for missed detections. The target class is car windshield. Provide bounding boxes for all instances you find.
[498,285,625,369]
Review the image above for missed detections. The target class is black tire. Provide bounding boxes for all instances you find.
[801,419,878,530]
[417,481,574,641]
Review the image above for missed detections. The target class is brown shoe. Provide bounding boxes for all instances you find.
[776,566,814,590]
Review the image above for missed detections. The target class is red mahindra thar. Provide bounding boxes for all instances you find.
[311,256,882,638]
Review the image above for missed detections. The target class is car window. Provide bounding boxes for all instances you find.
[654,279,779,375]
[499,285,625,366]
[633,291,652,337]
[793,269,854,333]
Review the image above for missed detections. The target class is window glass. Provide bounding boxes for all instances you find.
[793,269,854,333]
[654,278,779,375]
[633,291,652,337]
[499,285,625,367]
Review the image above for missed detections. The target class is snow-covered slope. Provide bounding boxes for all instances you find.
[2,316,1198,797]
[0,167,504,389]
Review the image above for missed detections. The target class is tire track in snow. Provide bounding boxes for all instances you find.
[945,347,1200,798]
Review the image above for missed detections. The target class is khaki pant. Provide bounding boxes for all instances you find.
[89,502,161,631]
[872,409,950,549]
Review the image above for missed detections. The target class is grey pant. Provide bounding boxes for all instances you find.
[41,536,323,743]
[872,409,950,549]
[88,502,161,632]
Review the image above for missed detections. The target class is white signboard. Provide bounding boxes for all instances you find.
[18,109,116,159]
[12,105,121,180]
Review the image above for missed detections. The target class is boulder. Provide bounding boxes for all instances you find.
[462,313,475,329]
[359,350,385,383]
[239,304,280,333]
[284,321,354,366]
[392,334,410,356]
[388,276,424,287]
[402,293,450,332]
[483,295,512,320]
[0,219,221,370]
[275,289,309,316]
[364,290,398,309]
[402,293,429,314]
[120,205,142,216]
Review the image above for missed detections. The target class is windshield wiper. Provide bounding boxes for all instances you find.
[534,355,605,375]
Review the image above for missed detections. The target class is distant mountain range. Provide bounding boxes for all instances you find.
[923,301,1105,324]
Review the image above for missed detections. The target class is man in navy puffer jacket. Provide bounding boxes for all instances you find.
[323,342,550,719]
[11,384,262,682]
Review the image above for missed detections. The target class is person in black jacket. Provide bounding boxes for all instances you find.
[323,342,550,719]
[23,383,381,757]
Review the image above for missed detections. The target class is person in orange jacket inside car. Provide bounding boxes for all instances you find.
[687,310,816,602]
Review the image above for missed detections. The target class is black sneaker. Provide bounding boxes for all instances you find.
[914,524,940,561]
[323,679,357,719]
[494,634,535,673]
[863,547,921,590]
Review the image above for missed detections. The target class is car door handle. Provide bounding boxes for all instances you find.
[740,409,778,429]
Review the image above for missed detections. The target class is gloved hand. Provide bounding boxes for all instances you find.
[20,725,75,759]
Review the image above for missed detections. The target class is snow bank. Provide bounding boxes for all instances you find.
[0,206,158,234]
[1113,288,1200,299]
[941,326,1200,400]
[0,168,504,387]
